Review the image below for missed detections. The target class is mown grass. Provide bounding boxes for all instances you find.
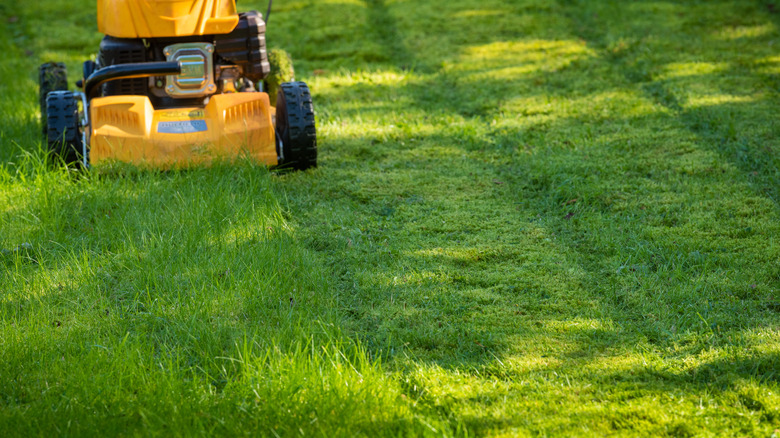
[2,0,780,436]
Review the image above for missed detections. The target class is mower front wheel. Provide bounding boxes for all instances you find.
[276,81,316,170]
[45,91,83,165]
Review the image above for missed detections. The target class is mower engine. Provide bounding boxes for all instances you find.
[99,12,268,102]
[39,0,316,170]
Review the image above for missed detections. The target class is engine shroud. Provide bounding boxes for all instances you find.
[215,11,271,82]
[95,11,269,103]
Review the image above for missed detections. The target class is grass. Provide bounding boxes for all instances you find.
[1,0,780,436]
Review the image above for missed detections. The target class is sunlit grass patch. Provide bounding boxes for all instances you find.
[658,62,730,79]
[451,39,595,74]
[754,55,780,74]
[714,23,776,40]
[686,94,758,108]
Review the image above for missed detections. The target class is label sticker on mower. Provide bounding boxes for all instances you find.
[157,120,208,134]
[158,109,205,120]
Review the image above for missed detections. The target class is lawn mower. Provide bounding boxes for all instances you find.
[39,0,316,170]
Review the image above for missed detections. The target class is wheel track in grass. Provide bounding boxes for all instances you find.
[561,0,780,206]
[278,0,780,435]
[554,0,780,388]
[277,1,650,433]
[557,0,780,331]
[364,0,413,67]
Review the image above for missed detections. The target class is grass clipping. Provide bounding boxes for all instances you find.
[265,48,294,106]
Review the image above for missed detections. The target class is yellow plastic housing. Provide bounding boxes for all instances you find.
[89,93,277,167]
[97,0,239,38]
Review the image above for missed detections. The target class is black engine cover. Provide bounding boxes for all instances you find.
[98,36,148,96]
[215,11,270,81]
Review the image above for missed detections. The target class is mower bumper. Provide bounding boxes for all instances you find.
[89,92,277,167]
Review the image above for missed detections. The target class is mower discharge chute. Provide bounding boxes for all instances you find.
[39,0,316,170]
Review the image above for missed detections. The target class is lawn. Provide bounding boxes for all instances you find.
[1,0,779,436]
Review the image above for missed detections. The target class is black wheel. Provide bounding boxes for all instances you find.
[276,81,316,170]
[39,62,68,133]
[46,91,83,165]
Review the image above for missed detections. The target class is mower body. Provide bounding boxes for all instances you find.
[90,93,275,166]
[97,0,239,38]
[40,0,317,170]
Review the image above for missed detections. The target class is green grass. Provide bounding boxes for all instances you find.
[2,0,780,436]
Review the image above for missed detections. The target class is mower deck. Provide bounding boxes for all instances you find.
[90,92,276,167]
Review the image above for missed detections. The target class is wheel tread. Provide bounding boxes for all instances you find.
[277,81,317,170]
[39,62,68,133]
[46,91,83,165]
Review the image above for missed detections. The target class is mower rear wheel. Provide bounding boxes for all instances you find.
[39,62,68,133]
[45,91,83,165]
[276,81,316,170]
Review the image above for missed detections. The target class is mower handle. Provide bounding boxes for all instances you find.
[84,61,182,100]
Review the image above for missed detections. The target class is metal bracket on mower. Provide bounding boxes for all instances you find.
[276,131,284,163]
[74,91,90,168]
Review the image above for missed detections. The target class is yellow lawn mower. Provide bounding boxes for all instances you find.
[39,0,316,170]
